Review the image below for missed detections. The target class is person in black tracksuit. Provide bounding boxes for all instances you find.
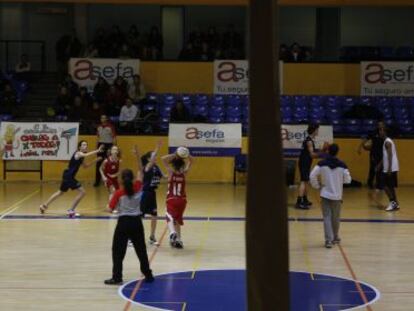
[104,146,154,285]
[296,124,320,209]
[358,120,385,189]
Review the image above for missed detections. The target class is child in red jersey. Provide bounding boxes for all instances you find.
[100,145,121,212]
[161,150,193,249]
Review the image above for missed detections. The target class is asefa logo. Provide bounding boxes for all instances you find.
[364,63,414,84]
[72,59,135,81]
[185,127,225,139]
[281,128,307,141]
[217,61,249,82]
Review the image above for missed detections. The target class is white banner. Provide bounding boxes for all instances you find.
[69,58,140,90]
[281,125,334,157]
[0,122,79,160]
[213,60,284,95]
[361,61,414,97]
[169,123,242,157]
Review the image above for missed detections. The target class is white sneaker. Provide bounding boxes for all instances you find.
[385,201,399,211]
[40,204,47,214]
[67,210,81,218]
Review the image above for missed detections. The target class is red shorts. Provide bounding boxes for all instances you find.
[105,178,120,190]
[166,197,187,225]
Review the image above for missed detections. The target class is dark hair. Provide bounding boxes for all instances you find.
[171,157,185,172]
[107,146,121,158]
[307,123,320,135]
[328,143,339,157]
[77,140,87,150]
[141,151,152,167]
[121,169,135,196]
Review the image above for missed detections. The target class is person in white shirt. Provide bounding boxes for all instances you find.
[310,144,352,249]
[119,98,139,133]
[379,126,400,211]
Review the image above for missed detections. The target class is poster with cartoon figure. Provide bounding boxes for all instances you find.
[0,122,79,160]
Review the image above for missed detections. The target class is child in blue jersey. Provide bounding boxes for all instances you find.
[140,141,165,246]
[40,141,103,217]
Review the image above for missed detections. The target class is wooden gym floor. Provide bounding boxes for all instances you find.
[0,181,413,310]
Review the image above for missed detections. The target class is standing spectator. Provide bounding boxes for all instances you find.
[358,120,385,189]
[179,42,196,61]
[54,86,72,116]
[114,76,128,95]
[95,115,117,187]
[68,96,87,122]
[1,83,17,115]
[128,74,146,104]
[93,77,109,104]
[310,144,352,249]
[15,54,31,81]
[279,44,290,62]
[379,126,400,212]
[127,25,141,57]
[93,28,108,57]
[55,30,82,80]
[170,100,191,123]
[119,98,139,133]
[288,43,305,62]
[79,86,92,109]
[147,26,163,60]
[104,85,126,116]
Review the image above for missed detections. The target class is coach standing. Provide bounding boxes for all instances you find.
[310,144,352,249]
[95,115,116,186]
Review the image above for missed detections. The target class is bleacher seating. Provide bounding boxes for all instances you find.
[141,93,414,136]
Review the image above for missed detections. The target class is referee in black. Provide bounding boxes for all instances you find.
[104,145,154,285]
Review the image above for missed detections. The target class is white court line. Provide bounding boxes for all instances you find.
[0,189,40,220]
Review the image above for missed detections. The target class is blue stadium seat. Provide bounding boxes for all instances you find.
[280,96,292,106]
[227,95,242,107]
[344,119,362,135]
[212,95,226,106]
[362,119,376,133]
[342,97,358,111]
[226,116,241,123]
[396,46,414,59]
[209,116,224,123]
[281,106,293,118]
[209,105,225,117]
[393,107,410,119]
[227,105,241,117]
[309,96,324,106]
[162,94,176,104]
[380,47,394,59]
[293,96,308,106]
[193,105,208,117]
[195,94,210,106]
[326,108,342,120]
[331,119,344,134]
[282,117,294,124]
[180,94,193,105]
[326,96,342,108]
[146,93,159,103]
[159,122,169,132]
[360,96,374,106]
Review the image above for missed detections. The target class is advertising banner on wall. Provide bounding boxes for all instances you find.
[69,58,140,90]
[282,124,334,157]
[214,60,283,95]
[0,122,79,160]
[361,61,414,97]
[169,123,242,157]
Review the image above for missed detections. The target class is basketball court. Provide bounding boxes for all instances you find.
[1,182,413,310]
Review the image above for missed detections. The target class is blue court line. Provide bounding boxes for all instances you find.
[3,214,414,224]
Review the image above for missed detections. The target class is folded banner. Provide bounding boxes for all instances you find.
[213,60,283,95]
[0,122,79,160]
[69,58,140,90]
[361,61,414,97]
[282,124,334,157]
[169,123,242,157]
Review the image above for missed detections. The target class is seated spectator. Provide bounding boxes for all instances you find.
[15,54,31,81]
[104,85,125,116]
[61,74,79,96]
[119,98,139,133]
[128,74,146,104]
[69,95,88,122]
[288,43,305,62]
[54,86,72,116]
[170,100,191,123]
[114,76,128,95]
[88,100,104,124]
[179,42,196,61]
[79,86,92,108]
[93,77,109,103]
[1,83,17,115]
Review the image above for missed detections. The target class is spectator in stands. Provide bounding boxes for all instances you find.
[79,86,92,108]
[114,76,128,95]
[104,85,126,116]
[54,86,72,116]
[279,44,290,62]
[199,42,213,61]
[127,25,141,58]
[128,74,146,104]
[222,24,243,58]
[119,98,139,133]
[15,54,31,81]
[95,114,117,186]
[147,26,163,60]
[92,28,108,57]
[170,100,191,123]
[55,29,82,80]
[206,27,221,51]
[83,43,99,58]
[88,101,104,124]
[1,83,17,115]
[119,44,132,59]
[288,43,305,62]
[179,42,196,61]
[108,25,125,49]
[93,77,109,104]
[69,95,88,122]
[61,74,79,97]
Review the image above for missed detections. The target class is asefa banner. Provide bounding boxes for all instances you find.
[361,61,414,97]
[0,122,79,160]
[169,123,242,157]
[213,60,284,95]
[69,58,140,90]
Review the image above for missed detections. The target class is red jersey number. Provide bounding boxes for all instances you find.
[167,173,186,198]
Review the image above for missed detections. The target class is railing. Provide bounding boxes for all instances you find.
[0,40,46,72]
